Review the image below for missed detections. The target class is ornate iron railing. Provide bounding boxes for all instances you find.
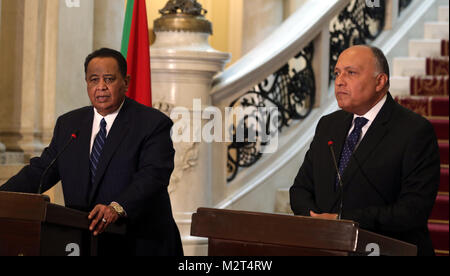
[329,0,386,81]
[227,43,315,182]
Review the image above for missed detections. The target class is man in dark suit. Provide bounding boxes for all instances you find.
[290,45,440,256]
[0,48,183,256]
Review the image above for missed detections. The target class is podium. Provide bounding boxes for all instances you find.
[191,208,417,256]
[0,192,126,256]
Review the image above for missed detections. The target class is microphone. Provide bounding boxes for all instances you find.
[37,131,78,194]
[328,141,344,220]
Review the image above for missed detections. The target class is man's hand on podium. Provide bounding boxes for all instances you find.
[88,204,120,236]
[310,211,338,220]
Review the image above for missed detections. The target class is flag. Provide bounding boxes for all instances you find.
[121,0,152,107]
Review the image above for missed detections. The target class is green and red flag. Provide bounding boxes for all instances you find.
[121,0,152,107]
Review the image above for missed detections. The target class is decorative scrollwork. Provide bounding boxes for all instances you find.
[227,43,315,182]
[329,0,386,80]
[153,101,174,116]
[159,0,207,16]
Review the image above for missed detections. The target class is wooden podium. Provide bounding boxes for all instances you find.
[191,208,417,256]
[0,192,126,256]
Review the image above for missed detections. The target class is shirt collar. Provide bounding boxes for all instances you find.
[353,94,387,123]
[93,99,125,130]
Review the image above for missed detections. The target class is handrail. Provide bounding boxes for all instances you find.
[211,0,350,104]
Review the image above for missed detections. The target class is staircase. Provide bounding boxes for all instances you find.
[391,4,449,256]
[275,4,449,256]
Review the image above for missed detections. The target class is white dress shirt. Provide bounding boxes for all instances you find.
[89,100,127,215]
[90,100,125,154]
[347,94,387,149]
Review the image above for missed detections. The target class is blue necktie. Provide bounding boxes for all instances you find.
[336,117,369,188]
[90,118,107,185]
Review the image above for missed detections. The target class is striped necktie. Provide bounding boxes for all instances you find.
[90,118,107,184]
[336,117,369,188]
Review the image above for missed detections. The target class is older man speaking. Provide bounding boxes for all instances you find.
[290,45,440,256]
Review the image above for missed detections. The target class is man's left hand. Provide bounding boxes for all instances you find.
[310,211,338,220]
[88,204,120,236]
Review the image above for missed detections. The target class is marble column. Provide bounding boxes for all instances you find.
[0,0,44,160]
[151,30,230,255]
[93,0,124,50]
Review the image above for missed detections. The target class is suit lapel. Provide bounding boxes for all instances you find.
[67,108,93,206]
[328,94,395,212]
[88,99,131,204]
[331,113,354,168]
[341,94,395,192]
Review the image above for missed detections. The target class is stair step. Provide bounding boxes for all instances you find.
[426,57,449,76]
[428,222,449,251]
[438,6,449,22]
[393,57,449,77]
[441,168,449,193]
[390,76,411,96]
[430,194,449,221]
[432,97,450,116]
[424,22,449,40]
[409,39,443,58]
[391,76,449,97]
[440,142,449,165]
[395,96,449,117]
[436,250,449,256]
[393,57,426,77]
[442,40,449,57]
[430,118,449,140]
[411,76,449,96]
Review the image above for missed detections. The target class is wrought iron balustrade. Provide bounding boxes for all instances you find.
[227,43,315,182]
[226,0,390,182]
[329,0,386,81]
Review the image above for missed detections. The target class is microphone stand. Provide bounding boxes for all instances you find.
[328,141,344,220]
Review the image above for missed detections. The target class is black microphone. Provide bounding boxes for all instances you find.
[328,141,344,220]
[37,131,78,194]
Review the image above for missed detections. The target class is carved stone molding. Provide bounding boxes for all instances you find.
[159,0,207,16]
[154,0,212,34]
[153,101,174,117]
[170,141,200,194]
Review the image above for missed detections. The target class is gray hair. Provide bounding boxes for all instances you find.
[368,46,390,89]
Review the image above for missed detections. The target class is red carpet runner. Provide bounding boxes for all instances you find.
[395,39,449,256]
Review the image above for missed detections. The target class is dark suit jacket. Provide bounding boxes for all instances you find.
[0,97,183,256]
[290,93,440,256]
